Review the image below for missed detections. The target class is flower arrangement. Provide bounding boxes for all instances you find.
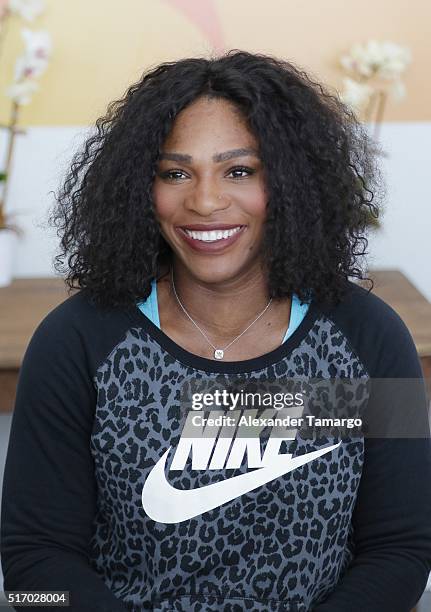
[338,40,411,140]
[0,0,52,234]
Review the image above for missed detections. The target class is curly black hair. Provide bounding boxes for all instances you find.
[48,49,384,310]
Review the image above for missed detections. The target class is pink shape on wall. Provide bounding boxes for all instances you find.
[0,0,9,19]
[162,0,225,53]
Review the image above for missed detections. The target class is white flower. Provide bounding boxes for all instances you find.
[341,40,411,80]
[340,42,377,78]
[5,79,38,104]
[14,28,52,80]
[339,77,373,111]
[21,28,51,59]
[340,53,360,75]
[8,0,44,21]
[378,43,412,79]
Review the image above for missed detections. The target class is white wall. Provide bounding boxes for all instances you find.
[1,122,430,300]
[365,122,431,300]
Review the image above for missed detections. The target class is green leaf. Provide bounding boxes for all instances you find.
[0,172,7,182]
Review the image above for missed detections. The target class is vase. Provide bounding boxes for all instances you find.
[0,228,17,287]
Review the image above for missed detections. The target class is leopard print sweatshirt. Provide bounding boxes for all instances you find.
[2,280,431,611]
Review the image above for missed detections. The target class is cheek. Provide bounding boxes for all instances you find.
[242,189,267,222]
[152,182,177,223]
[241,176,268,215]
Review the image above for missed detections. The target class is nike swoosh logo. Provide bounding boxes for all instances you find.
[142,442,341,523]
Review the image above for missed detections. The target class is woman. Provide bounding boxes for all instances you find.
[1,50,431,611]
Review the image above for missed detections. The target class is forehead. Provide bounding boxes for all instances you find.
[163,97,255,146]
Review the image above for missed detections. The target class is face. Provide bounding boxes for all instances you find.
[152,96,268,285]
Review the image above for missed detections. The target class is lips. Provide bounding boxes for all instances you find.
[178,224,244,231]
[175,224,247,253]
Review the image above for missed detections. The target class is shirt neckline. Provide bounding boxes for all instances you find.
[128,295,321,374]
[140,278,311,343]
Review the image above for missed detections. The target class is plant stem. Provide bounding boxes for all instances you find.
[0,9,11,228]
[373,90,387,141]
[1,101,20,222]
[363,90,378,124]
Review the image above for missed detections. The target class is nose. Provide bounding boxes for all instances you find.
[183,182,230,216]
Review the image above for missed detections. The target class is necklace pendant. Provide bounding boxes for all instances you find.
[214,349,224,360]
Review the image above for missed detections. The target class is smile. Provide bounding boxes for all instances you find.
[184,226,242,241]
[175,225,246,253]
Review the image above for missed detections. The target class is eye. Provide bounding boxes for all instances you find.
[157,169,187,181]
[227,166,255,179]
[157,166,255,181]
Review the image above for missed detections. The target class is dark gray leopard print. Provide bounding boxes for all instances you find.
[89,315,367,611]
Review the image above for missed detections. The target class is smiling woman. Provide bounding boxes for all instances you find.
[151,96,280,361]
[1,50,430,612]
[46,49,384,313]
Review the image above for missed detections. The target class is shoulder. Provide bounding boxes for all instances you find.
[28,290,106,354]
[317,279,409,333]
[23,289,137,378]
[33,289,98,333]
[314,280,422,378]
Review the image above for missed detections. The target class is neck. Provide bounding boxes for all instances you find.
[166,260,272,339]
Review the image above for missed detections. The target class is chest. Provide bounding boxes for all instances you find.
[88,324,369,607]
[159,301,292,364]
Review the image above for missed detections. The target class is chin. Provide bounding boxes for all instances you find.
[179,258,254,285]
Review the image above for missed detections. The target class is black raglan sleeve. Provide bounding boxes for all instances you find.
[313,298,431,611]
[0,297,128,611]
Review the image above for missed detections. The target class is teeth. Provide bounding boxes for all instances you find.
[184,226,242,241]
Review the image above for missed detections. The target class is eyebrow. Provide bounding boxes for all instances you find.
[158,148,260,163]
